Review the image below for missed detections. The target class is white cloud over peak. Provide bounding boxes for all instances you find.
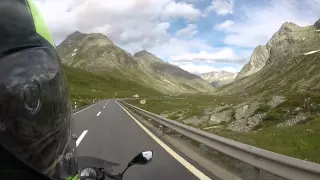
[148,38,213,60]
[206,0,234,16]
[223,0,320,47]
[34,0,202,47]
[178,63,238,74]
[215,20,234,30]
[175,24,198,37]
[168,48,246,64]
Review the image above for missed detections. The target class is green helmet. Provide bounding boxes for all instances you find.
[0,0,77,179]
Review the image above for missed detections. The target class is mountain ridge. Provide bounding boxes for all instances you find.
[201,70,238,87]
[236,22,302,80]
[218,19,320,96]
[58,31,214,94]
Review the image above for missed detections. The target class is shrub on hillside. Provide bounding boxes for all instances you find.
[314,19,320,29]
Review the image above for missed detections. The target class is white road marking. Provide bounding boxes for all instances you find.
[116,101,211,180]
[76,130,88,147]
[103,100,109,109]
[73,102,97,115]
[97,111,101,116]
[304,49,320,55]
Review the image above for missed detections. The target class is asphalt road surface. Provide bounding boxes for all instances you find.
[73,99,215,180]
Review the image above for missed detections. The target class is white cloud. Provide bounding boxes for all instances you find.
[206,0,234,16]
[34,0,78,43]
[34,0,202,47]
[178,63,238,74]
[168,48,246,64]
[175,24,198,37]
[223,0,320,47]
[147,38,213,60]
[220,67,238,73]
[215,20,234,30]
[162,1,202,20]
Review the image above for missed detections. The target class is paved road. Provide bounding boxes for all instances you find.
[73,99,214,180]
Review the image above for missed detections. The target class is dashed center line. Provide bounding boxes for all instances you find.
[76,130,88,147]
[97,111,101,116]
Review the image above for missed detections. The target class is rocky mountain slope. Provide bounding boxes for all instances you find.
[219,20,320,96]
[235,45,269,80]
[201,70,238,87]
[58,31,214,94]
[195,19,320,133]
[235,22,302,80]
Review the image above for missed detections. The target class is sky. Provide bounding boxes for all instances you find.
[34,0,320,74]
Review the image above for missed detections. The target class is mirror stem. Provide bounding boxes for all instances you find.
[121,164,131,176]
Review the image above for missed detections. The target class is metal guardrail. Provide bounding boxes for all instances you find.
[119,100,320,180]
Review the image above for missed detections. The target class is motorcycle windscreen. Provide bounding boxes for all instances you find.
[0,47,77,180]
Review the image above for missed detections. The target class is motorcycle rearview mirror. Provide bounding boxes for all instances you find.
[121,151,153,176]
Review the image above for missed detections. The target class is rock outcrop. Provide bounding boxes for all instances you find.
[235,45,269,80]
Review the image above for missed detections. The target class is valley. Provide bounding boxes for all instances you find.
[61,19,320,163]
[122,20,320,163]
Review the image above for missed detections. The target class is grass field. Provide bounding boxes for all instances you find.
[125,94,320,163]
[210,117,320,163]
[63,65,163,107]
[126,94,243,119]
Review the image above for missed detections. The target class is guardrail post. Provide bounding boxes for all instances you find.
[252,167,260,180]
[160,125,165,135]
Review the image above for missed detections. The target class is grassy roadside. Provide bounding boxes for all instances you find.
[126,94,242,119]
[125,95,320,163]
[209,119,320,163]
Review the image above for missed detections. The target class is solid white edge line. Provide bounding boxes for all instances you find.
[115,101,211,180]
[76,130,88,147]
[97,111,101,116]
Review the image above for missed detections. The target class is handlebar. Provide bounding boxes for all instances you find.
[102,168,123,180]
[79,150,153,180]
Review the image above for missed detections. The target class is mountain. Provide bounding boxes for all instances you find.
[63,65,163,104]
[235,22,301,80]
[58,31,214,94]
[58,31,136,72]
[235,45,269,80]
[201,70,238,87]
[133,50,162,62]
[218,20,320,96]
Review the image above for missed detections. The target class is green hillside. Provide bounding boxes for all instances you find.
[63,65,162,107]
